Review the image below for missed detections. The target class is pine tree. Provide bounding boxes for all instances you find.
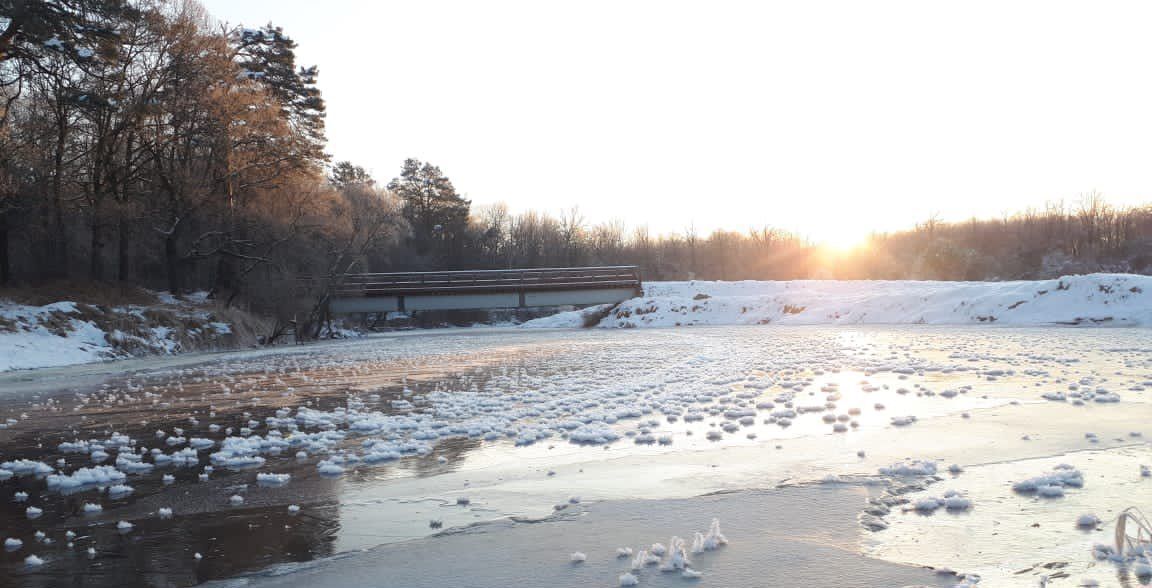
[0,0,135,63]
[1,0,137,127]
[329,161,373,189]
[232,24,326,162]
[386,158,470,261]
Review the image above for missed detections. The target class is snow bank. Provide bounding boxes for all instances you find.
[521,274,1152,328]
[518,304,615,328]
[0,294,244,372]
[0,302,111,371]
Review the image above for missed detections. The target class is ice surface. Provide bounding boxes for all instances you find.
[210,486,949,588]
[0,322,1148,586]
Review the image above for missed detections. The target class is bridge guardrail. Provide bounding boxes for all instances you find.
[303,266,642,297]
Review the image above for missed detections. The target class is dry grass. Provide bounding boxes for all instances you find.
[0,280,271,355]
[212,306,274,348]
[0,281,162,307]
[580,304,618,328]
[36,310,75,336]
[0,280,279,357]
[1116,507,1152,556]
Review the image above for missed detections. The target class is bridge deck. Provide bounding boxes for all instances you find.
[324,266,642,313]
[332,266,642,297]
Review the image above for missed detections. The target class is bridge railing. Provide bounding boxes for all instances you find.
[323,266,642,297]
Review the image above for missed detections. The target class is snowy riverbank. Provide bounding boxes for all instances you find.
[0,293,262,372]
[5,273,1148,372]
[523,273,1152,328]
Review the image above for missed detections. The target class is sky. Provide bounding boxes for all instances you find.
[201,0,1152,248]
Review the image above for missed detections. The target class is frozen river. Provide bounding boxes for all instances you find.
[0,326,1149,587]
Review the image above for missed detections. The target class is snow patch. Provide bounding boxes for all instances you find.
[523,274,1152,328]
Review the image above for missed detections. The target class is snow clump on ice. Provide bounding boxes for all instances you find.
[879,460,938,477]
[1011,464,1084,496]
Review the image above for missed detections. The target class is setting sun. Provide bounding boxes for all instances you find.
[812,227,873,253]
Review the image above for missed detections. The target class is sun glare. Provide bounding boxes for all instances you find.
[815,230,871,254]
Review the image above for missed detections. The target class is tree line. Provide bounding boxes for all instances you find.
[0,1,395,324]
[838,194,1152,280]
[2,1,1149,333]
[458,193,1152,282]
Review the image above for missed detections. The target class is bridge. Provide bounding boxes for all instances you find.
[325,266,643,314]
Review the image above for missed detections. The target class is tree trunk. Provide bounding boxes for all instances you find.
[165,233,180,294]
[0,213,10,285]
[90,218,105,282]
[50,115,69,277]
[51,198,68,277]
[117,218,129,282]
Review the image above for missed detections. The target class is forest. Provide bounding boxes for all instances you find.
[3,1,1151,323]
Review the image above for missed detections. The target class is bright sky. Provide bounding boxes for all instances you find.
[202,0,1152,248]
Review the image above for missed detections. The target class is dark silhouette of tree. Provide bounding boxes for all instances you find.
[328,161,373,190]
[386,158,470,263]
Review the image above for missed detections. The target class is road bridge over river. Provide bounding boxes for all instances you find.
[324,266,642,314]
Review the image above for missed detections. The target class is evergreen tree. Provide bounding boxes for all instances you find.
[232,24,326,162]
[386,158,470,260]
[1,0,135,61]
[1,0,137,125]
[329,161,373,189]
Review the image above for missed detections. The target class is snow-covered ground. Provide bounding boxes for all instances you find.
[0,293,238,372]
[6,274,1146,373]
[523,273,1152,328]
